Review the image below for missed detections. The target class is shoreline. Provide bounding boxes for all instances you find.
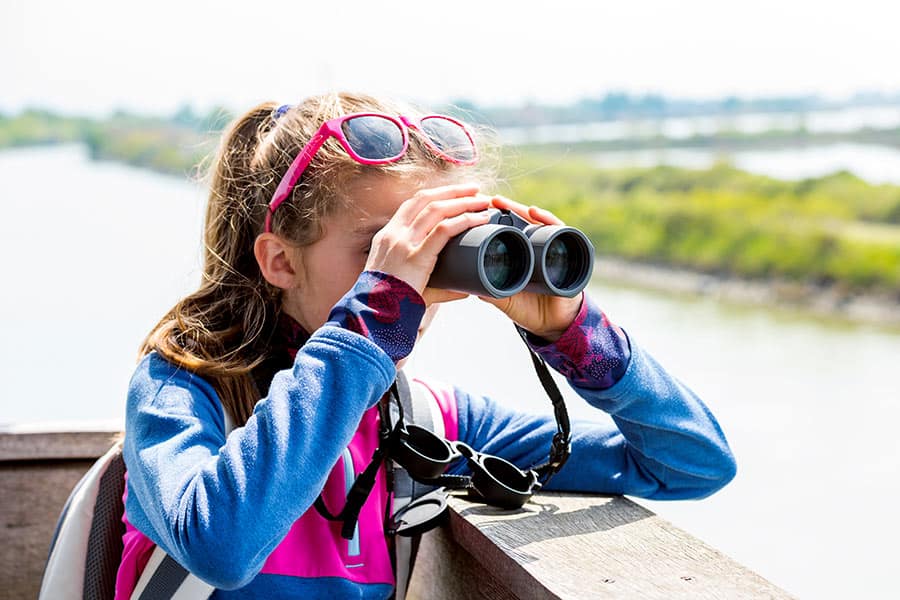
[593,256,900,330]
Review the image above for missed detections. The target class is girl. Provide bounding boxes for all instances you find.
[116,92,736,598]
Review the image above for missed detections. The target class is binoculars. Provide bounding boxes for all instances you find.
[430,209,595,298]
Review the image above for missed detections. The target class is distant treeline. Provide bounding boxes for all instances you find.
[4,105,900,177]
[444,90,900,127]
[2,107,899,296]
[503,157,900,294]
[0,108,228,175]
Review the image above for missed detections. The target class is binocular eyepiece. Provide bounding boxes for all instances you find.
[429,209,595,298]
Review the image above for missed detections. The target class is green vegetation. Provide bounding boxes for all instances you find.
[503,154,900,294]
[0,107,229,176]
[2,107,899,296]
[0,110,91,147]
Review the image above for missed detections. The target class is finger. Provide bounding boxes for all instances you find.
[527,205,565,226]
[475,294,512,313]
[408,196,491,242]
[394,183,481,222]
[422,287,468,305]
[418,210,492,257]
[492,195,564,226]
[490,195,542,224]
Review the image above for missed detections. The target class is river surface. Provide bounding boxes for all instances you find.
[499,104,900,184]
[1,145,898,599]
[498,104,900,144]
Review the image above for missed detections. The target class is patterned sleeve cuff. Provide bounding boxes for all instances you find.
[325,271,426,363]
[520,293,631,390]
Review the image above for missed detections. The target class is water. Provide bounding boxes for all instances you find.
[590,143,900,185]
[498,104,900,184]
[2,146,899,598]
[0,145,207,425]
[498,104,900,145]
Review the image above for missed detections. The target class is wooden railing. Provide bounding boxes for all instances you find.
[0,427,793,599]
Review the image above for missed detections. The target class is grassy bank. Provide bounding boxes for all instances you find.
[503,155,900,295]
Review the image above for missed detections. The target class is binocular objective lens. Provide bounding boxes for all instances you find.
[545,235,583,290]
[484,236,516,290]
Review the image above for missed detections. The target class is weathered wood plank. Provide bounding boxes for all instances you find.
[408,526,520,600]
[1,460,95,600]
[442,492,795,599]
[0,429,120,461]
[1,430,793,600]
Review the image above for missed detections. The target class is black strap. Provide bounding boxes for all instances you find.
[313,387,402,539]
[516,325,572,485]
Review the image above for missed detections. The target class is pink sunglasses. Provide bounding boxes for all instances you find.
[265,112,478,233]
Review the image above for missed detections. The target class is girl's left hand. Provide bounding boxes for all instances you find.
[480,196,584,342]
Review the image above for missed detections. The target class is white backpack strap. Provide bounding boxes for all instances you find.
[391,372,447,600]
[130,546,214,600]
[40,441,125,600]
[391,372,440,514]
[411,378,444,440]
[129,405,235,599]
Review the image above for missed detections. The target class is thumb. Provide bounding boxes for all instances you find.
[476,295,511,311]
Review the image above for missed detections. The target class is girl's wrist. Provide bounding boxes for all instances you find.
[527,295,584,343]
[522,294,631,390]
[325,271,426,363]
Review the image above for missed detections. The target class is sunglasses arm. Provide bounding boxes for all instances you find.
[266,129,331,231]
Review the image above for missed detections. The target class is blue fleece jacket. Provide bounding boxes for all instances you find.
[121,271,735,597]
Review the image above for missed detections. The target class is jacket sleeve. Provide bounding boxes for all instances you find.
[452,296,736,500]
[122,272,423,589]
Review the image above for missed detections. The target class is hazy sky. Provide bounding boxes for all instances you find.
[3,0,899,116]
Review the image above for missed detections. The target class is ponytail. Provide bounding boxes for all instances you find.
[140,102,280,426]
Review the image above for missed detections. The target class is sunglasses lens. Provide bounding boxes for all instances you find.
[341,116,405,160]
[420,116,476,162]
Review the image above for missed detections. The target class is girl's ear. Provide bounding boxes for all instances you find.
[254,233,299,289]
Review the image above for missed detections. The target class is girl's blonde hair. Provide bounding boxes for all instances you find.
[140,92,492,425]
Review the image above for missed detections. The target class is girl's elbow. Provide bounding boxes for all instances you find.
[687,451,737,498]
[719,451,737,486]
[181,552,263,591]
[712,450,738,492]
[164,527,266,590]
[659,449,737,500]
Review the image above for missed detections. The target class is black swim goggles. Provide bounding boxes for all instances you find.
[315,327,572,539]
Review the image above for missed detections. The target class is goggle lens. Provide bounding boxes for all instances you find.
[420,116,477,163]
[341,115,405,160]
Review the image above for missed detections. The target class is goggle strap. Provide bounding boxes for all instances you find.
[515,325,573,484]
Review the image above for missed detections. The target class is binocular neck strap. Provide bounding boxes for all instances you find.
[313,390,403,540]
[515,325,572,485]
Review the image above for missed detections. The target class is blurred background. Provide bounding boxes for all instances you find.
[2,1,898,598]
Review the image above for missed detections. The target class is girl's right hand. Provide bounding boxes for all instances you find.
[364,183,492,298]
